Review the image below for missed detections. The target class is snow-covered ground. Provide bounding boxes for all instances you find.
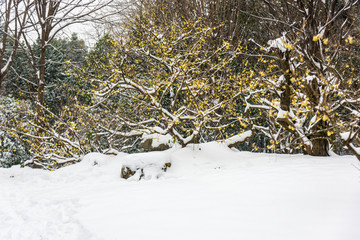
[1,142,360,240]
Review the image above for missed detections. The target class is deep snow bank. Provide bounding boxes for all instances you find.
[1,142,360,240]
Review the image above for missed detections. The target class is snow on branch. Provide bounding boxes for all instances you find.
[220,130,254,148]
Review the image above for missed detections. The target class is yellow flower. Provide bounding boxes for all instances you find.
[346,36,354,44]
[323,38,329,45]
[285,43,294,50]
[313,34,321,42]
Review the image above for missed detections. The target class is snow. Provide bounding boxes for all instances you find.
[340,132,351,141]
[1,61,11,75]
[305,75,317,84]
[352,110,360,118]
[121,150,173,180]
[221,130,253,146]
[142,131,175,148]
[1,143,360,240]
[267,33,288,53]
[349,143,360,156]
[277,108,288,119]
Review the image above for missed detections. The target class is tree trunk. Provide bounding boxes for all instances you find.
[309,138,329,156]
[35,0,50,128]
[279,51,291,112]
[36,43,46,124]
[0,64,3,96]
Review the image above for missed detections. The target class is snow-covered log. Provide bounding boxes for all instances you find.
[221,130,254,148]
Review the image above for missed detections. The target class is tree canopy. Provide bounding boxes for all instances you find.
[1,0,359,168]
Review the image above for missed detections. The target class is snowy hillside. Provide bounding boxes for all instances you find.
[1,143,360,240]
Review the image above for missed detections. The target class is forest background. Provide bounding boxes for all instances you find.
[1,0,359,169]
